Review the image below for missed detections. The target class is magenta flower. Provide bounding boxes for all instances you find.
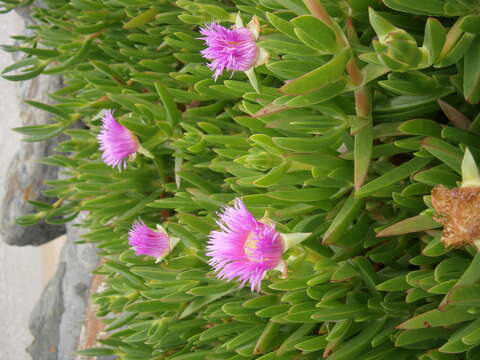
[199,23,258,80]
[97,110,139,170]
[207,198,283,292]
[128,221,171,261]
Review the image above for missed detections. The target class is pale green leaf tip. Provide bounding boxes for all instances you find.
[255,47,269,67]
[137,144,154,159]
[282,232,312,251]
[259,213,274,225]
[273,259,288,278]
[156,224,167,233]
[474,240,480,252]
[235,12,244,28]
[247,15,260,39]
[170,236,180,249]
[245,68,260,94]
[154,235,180,263]
[175,156,183,189]
[461,147,480,187]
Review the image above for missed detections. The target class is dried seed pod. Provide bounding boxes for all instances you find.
[431,185,480,246]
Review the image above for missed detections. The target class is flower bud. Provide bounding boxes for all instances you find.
[384,32,423,67]
[369,8,425,71]
[235,151,282,171]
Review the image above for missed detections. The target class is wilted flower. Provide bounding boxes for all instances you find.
[431,185,480,247]
[207,198,283,292]
[199,23,258,80]
[97,110,139,170]
[128,221,171,261]
[432,148,480,247]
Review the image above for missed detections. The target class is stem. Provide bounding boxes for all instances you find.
[355,86,370,117]
[303,0,334,27]
[303,0,348,47]
[346,59,363,87]
[345,18,360,45]
[346,15,373,190]
[154,155,167,184]
[304,0,372,190]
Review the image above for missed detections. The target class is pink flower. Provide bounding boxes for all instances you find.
[199,23,258,80]
[207,199,283,292]
[128,221,171,261]
[97,110,139,170]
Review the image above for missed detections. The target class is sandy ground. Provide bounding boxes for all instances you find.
[0,11,65,360]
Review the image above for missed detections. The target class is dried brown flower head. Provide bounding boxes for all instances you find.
[431,185,480,246]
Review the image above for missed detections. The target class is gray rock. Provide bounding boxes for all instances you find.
[0,74,67,246]
[27,262,66,360]
[58,214,99,360]
[15,1,48,26]
[0,1,66,246]
[27,213,101,360]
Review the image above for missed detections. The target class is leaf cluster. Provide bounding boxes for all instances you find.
[2,0,480,359]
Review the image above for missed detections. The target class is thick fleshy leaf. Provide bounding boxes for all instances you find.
[279,48,351,95]
[376,215,441,237]
[356,157,431,198]
[398,307,478,329]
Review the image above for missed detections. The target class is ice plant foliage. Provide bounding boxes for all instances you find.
[128,221,170,261]
[97,110,139,170]
[11,0,480,358]
[199,23,258,80]
[207,198,283,292]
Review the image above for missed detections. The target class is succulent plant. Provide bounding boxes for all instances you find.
[2,0,480,359]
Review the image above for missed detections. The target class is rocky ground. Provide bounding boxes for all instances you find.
[0,11,48,360]
[0,7,104,360]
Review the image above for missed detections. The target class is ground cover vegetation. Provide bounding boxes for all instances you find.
[2,0,480,359]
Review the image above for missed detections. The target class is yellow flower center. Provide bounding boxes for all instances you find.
[244,232,260,262]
